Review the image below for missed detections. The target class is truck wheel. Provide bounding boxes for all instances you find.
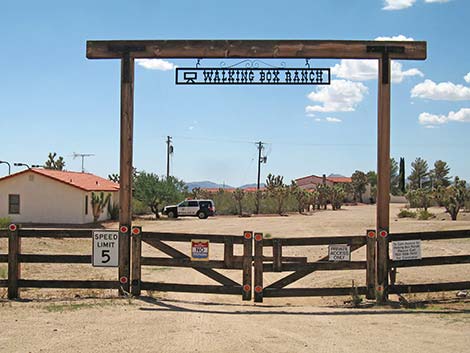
[167,210,177,218]
[197,211,207,219]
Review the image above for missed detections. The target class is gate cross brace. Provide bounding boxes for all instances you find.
[142,238,240,287]
[265,243,365,290]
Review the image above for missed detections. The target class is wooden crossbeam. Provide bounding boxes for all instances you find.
[142,238,240,287]
[87,40,426,60]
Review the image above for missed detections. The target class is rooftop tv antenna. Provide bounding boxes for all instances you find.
[72,152,95,172]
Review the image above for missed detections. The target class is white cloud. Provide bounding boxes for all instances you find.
[419,108,470,125]
[424,125,438,129]
[325,117,342,123]
[306,80,368,113]
[465,73,470,83]
[383,0,416,10]
[411,79,470,100]
[314,118,322,122]
[375,35,414,41]
[136,59,176,71]
[424,0,451,3]
[331,60,423,83]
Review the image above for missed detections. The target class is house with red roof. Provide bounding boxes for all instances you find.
[0,168,119,224]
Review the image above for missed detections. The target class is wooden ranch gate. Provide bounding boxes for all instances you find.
[86,39,427,302]
[1,226,469,301]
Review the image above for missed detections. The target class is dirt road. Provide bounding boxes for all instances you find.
[1,204,469,352]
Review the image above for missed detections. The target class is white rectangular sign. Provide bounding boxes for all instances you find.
[328,244,350,261]
[93,230,119,267]
[392,240,422,261]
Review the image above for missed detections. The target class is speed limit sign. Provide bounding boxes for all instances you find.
[92,230,119,267]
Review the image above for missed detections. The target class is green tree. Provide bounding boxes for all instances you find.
[390,158,400,195]
[44,152,65,171]
[398,157,406,194]
[133,172,186,219]
[351,170,368,202]
[434,177,468,221]
[266,174,290,215]
[366,171,377,202]
[409,157,429,189]
[232,188,245,216]
[91,192,111,222]
[430,160,451,188]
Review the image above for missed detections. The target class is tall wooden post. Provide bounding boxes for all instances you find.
[8,224,21,299]
[118,53,134,295]
[376,57,391,303]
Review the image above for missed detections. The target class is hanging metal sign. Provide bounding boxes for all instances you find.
[176,67,330,85]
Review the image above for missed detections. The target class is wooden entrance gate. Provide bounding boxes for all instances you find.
[86,39,427,303]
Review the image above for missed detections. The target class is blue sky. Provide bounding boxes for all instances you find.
[1,0,469,186]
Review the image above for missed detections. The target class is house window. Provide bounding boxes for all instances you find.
[8,194,20,214]
[85,195,88,215]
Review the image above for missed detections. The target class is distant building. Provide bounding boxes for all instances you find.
[295,173,372,203]
[294,174,352,189]
[0,168,119,224]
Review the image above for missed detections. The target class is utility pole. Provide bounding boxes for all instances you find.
[255,141,267,214]
[166,136,173,178]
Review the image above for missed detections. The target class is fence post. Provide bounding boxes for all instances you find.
[130,226,142,296]
[366,229,376,300]
[254,232,263,303]
[376,229,389,303]
[273,239,282,272]
[242,231,252,301]
[8,224,21,299]
[119,225,131,295]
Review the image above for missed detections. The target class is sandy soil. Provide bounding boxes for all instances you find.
[1,204,469,352]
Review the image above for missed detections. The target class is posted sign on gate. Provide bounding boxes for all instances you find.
[328,244,351,261]
[191,239,209,261]
[92,230,119,267]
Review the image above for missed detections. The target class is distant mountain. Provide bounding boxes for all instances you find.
[186,181,234,191]
[238,183,266,189]
[328,173,348,178]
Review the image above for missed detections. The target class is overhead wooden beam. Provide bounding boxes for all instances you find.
[86,40,426,60]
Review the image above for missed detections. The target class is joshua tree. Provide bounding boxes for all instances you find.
[316,183,330,210]
[434,177,468,221]
[91,192,111,222]
[44,152,65,171]
[290,181,310,214]
[266,174,290,215]
[232,188,245,216]
[329,185,346,210]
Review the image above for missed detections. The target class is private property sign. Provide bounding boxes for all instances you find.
[191,239,210,261]
[328,244,351,261]
[392,240,422,261]
[92,230,119,267]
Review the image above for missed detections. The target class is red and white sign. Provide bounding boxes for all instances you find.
[191,239,209,261]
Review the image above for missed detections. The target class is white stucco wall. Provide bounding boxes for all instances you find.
[0,171,117,224]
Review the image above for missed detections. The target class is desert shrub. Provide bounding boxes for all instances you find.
[132,199,150,215]
[398,209,417,218]
[417,209,436,220]
[0,217,12,228]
